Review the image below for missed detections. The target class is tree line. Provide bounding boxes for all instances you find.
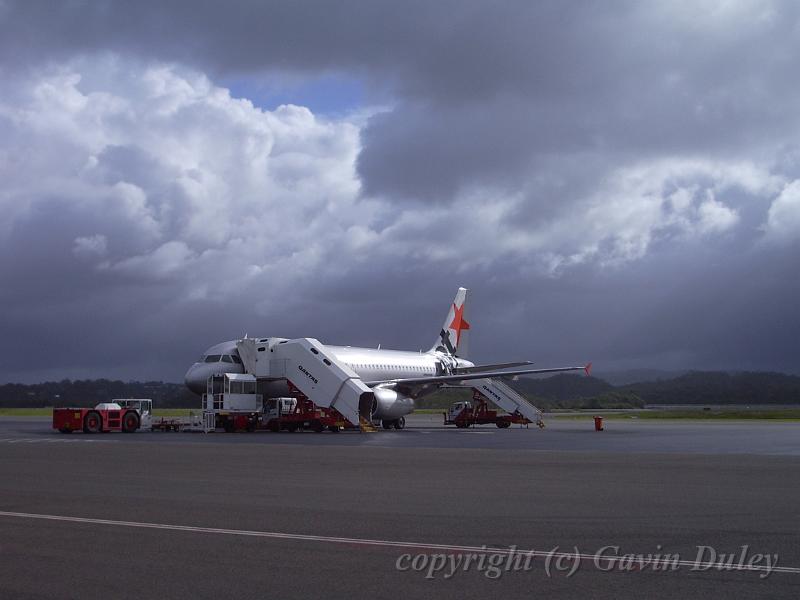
[0,379,197,408]
[0,370,797,409]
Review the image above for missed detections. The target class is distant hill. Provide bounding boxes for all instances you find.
[621,371,800,405]
[0,370,798,409]
[416,375,634,410]
[513,374,614,400]
[595,369,689,386]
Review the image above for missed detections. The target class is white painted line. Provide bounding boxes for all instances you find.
[0,510,796,576]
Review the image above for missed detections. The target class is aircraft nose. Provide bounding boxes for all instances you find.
[184,360,245,394]
[184,363,207,395]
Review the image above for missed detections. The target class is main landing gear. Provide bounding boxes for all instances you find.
[381,417,406,430]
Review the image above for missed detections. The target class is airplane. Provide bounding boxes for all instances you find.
[184,287,590,429]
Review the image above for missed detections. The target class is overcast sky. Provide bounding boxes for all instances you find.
[1,1,798,383]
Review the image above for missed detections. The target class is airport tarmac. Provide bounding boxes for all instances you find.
[1,415,799,599]
[1,413,799,455]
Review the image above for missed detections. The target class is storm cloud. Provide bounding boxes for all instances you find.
[0,0,798,382]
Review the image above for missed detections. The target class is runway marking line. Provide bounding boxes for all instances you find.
[0,510,797,577]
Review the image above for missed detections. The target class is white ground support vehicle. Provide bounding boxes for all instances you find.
[115,398,206,433]
[112,399,153,430]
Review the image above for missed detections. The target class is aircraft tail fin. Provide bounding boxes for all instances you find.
[430,287,471,358]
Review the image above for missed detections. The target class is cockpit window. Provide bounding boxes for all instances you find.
[231,355,242,364]
[205,355,222,363]
[221,355,233,363]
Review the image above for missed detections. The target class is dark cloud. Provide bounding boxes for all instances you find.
[0,1,798,383]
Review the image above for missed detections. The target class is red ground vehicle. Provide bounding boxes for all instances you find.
[258,395,353,433]
[202,374,369,433]
[443,391,533,428]
[216,382,357,433]
[53,402,144,434]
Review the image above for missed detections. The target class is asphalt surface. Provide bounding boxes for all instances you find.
[6,413,800,454]
[1,416,799,599]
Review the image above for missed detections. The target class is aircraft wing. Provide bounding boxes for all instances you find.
[453,361,533,373]
[364,363,591,388]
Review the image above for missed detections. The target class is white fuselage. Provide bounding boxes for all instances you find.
[328,346,442,381]
[183,287,482,423]
[183,339,471,399]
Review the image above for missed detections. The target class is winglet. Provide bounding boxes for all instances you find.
[584,362,592,376]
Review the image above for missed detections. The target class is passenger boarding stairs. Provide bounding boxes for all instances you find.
[470,378,544,427]
[237,337,376,431]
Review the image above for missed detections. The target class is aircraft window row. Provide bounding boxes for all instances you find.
[350,363,431,374]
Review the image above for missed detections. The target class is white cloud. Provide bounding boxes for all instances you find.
[0,58,367,301]
[766,180,800,241]
[0,55,792,333]
[0,55,791,303]
[73,234,108,259]
[109,240,195,279]
[697,193,739,234]
[447,158,756,273]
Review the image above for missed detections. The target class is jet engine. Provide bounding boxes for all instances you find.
[371,387,414,420]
